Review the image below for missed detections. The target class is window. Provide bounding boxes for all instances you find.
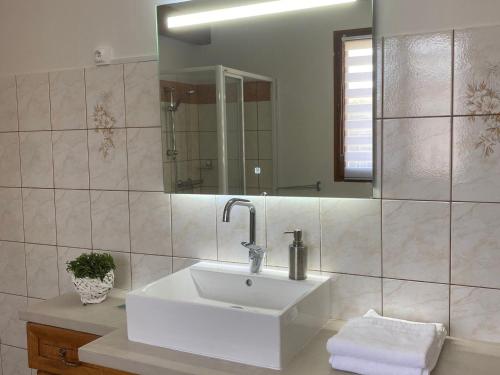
[333,28,373,181]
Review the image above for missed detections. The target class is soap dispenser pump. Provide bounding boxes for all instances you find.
[284,229,308,280]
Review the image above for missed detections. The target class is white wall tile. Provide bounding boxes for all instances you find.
[452,202,500,288]
[199,132,218,159]
[0,76,18,132]
[0,294,27,348]
[382,117,451,200]
[124,61,161,127]
[129,192,171,255]
[265,196,320,270]
[171,195,217,260]
[0,241,26,296]
[0,133,21,187]
[0,345,30,375]
[453,116,500,202]
[330,274,382,320]
[91,191,130,252]
[244,102,257,130]
[383,200,450,283]
[22,188,56,245]
[373,120,382,199]
[451,285,500,342]
[131,254,172,288]
[55,190,92,248]
[198,104,216,131]
[19,131,54,188]
[383,279,449,326]
[49,69,86,130]
[258,131,273,159]
[384,31,452,117]
[172,257,200,273]
[244,131,258,160]
[321,198,381,276]
[127,127,163,191]
[88,128,128,190]
[26,244,59,299]
[52,130,89,189]
[16,73,51,131]
[99,250,131,290]
[85,65,125,129]
[0,188,24,242]
[216,195,266,264]
[257,101,272,130]
[57,247,88,294]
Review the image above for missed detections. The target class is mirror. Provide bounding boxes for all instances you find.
[157,0,374,197]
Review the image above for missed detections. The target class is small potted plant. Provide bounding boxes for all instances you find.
[66,252,116,305]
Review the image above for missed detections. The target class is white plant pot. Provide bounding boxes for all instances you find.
[71,270,114,305]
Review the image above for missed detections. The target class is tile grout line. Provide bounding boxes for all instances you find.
[448,29,456,332]
[47,71,62,297]
[14,75,29,301]
[380,35,385,315]
[84,67,96,255]
[122,63,134,289]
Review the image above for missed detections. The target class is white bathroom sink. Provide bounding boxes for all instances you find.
[126,261,331,369]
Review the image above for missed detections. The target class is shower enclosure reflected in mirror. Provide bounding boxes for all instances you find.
[157,0,374,197]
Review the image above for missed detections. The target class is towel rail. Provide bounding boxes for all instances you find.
[277,181,321,192]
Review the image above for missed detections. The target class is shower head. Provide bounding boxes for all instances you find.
[172,89,196,111]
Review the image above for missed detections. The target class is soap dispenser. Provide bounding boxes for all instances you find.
[284,229,307,280]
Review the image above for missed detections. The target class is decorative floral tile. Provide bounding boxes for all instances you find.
[453,116,500,201]
[454,25,500,116]
[88,128,128,190]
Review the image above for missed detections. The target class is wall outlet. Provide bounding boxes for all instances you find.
[94,47,113,65]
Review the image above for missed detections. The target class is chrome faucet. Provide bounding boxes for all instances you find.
[222,198,266,273]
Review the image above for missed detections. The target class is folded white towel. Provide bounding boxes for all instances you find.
[327,310,447,369]
[330,355,428,375]
[328,329,446,375]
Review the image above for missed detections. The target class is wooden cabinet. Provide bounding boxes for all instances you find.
[27,323,135,375]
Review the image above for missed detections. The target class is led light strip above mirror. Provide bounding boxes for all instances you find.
[167,0,357,29]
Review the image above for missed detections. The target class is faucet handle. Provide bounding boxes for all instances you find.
[241,241,265,253]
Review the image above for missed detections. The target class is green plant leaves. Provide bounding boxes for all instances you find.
[66,252,116,281]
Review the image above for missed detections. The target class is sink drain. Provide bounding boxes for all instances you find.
[245,279,253,287]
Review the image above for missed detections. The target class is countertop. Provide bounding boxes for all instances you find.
[19,290,127,336]
[20,291,500,375]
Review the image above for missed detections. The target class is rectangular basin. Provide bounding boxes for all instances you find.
[126,262,330,369]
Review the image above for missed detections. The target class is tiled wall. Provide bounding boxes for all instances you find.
[374,24,500,343]
[3,23,500,375]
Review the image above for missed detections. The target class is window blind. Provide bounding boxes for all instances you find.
[343,37,373,180]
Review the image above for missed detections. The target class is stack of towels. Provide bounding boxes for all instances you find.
[326,310,447,375]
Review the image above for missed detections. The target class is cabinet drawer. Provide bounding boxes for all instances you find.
[27,322,100,374]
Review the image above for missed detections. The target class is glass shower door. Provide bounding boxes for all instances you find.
[224,74,246,195]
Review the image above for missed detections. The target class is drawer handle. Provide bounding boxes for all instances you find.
[58,348,80,367]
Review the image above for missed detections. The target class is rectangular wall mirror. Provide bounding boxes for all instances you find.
[156,0,374,197]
